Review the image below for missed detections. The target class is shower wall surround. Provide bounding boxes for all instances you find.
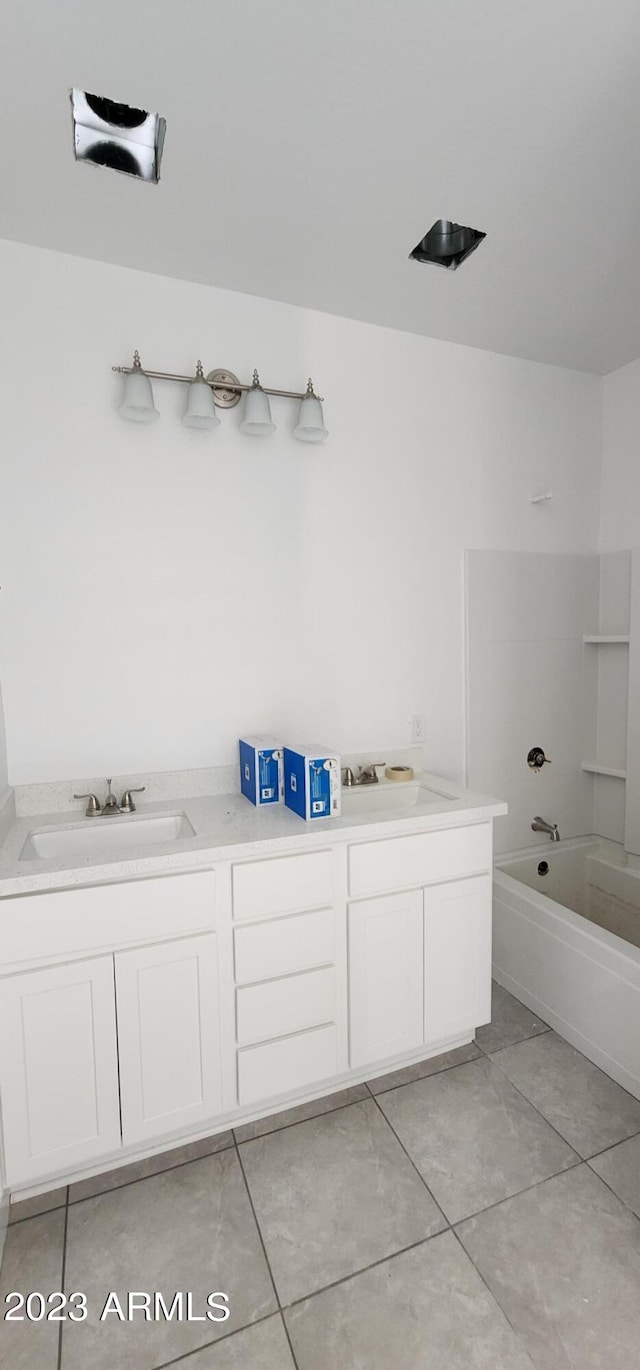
[466,549,634,853]
[466,550,598,854]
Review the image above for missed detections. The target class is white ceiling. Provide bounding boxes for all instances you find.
[2,0,640,374]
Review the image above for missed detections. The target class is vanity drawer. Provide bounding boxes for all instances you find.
[234,907,335,985]
[237,1024,338,1106]
[236,966,336,1046]
[0,871,216,967]
[348,823,492,898]
[232,850,334,922]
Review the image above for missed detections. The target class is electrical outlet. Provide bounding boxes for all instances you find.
[410,714,426,744]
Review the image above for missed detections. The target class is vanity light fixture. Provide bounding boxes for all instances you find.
[294,379,329,443]
[182,361,220,430]
[113,355,328,442]
[240,371,275,435]
[117,351,159,423]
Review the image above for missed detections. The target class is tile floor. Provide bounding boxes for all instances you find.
[2,981,640,1369]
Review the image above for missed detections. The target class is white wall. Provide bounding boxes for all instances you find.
[0,238,602,786]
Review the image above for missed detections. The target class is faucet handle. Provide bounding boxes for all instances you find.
[74,792,101,817]
[358,762,387,784]
[119,786,146,813]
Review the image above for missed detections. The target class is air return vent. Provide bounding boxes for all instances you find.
[409,219,485,270]
[71,89,166,183]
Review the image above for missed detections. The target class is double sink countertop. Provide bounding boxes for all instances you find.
[0,774,507,899]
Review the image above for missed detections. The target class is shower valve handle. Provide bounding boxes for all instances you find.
[527,747,551,771]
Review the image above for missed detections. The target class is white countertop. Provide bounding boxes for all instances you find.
[0,773,507,898]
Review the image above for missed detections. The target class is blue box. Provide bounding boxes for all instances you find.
[239,736,284,806]
[283,744,341,820]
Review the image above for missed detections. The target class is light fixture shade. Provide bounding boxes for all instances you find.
[118,355,159,423]
[182,363,220,430]
[240,372,275,435]
[293,380,328,443]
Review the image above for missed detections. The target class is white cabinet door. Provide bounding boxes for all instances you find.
[424,875,492,1043]
[0,957,121,1186]
[348,890,424,1068]
[116,934,223,1146]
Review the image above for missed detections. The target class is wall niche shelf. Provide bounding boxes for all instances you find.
[583,635,630,644]
[581,762,627,780]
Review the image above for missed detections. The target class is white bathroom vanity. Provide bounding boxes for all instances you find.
[0,775,506,1196]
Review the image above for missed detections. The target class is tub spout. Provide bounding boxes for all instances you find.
[531,816,560,842]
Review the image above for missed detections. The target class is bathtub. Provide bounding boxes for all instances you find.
[493,837,640,1102]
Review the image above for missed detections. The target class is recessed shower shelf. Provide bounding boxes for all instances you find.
[581,762,627,779]
[583,635,630,644]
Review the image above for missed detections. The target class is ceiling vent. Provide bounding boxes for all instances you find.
[71,89,166,183]
[409,219,485,270]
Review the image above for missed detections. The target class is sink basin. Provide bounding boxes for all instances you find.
[341,782,456,814]
[20,813,195,862]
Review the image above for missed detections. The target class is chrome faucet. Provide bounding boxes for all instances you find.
[356,763,387,786]
[531,816,560,842]
[74,779,146,817]
[341,763,386,788]
[102,778,120,815]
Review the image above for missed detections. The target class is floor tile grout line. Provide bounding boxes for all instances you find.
[152,1309,283,1370]
[57,1188,69,1370]
[278,1305,301,1368]
[582,1123,640,1164]
[64,1139,236,1207]
[368,1092,451,1232]
[280,1229,449,1314]
[232,1137,301,1368]
[232,1090,368,1147]
[584,1152,640,1221]
[8,1200,67,1227]
[473,1023,551,1058]
[489,1025,640,1112]
[10,1141,237,1221]
[365,1050,483,1097]
[483,1049,600,1159]
[450,1156,586,1228]
[234,1111,456,1321]
[449,1223,529,1355]
[374,1063,590,1228]
[369,1026,553,1101]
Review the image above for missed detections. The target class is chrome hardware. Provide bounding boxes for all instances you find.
[356,763,387,786]
[531,816,560,842]
[341,767,356,787]
[528,747,552,771]
[73,792,101,817]
[74,779,146,817]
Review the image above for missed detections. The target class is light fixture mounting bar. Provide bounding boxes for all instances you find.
[111,364,321,401]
